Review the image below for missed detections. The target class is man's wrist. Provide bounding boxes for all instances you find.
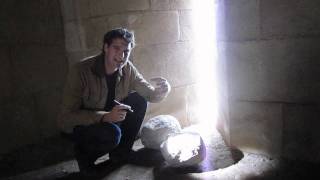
[100,112,110,123]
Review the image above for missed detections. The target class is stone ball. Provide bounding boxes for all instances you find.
[140,115,181,150]
[160,132,206,167]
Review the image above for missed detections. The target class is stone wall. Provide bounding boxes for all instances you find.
[0,1,67,153]
[59,0,198,127]
[222,0,320,162]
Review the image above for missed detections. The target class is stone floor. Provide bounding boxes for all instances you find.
[1,125,320,180]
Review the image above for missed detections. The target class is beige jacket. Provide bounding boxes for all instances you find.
[58,54,158,133]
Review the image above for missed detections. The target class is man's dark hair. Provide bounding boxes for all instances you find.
[103,28,135,48]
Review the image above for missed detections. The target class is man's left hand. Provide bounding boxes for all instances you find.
[150,77,171,101]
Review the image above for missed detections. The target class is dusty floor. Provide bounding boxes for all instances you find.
[1,125,320,180]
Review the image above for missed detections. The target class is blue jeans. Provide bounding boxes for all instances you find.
[72,92,147,169]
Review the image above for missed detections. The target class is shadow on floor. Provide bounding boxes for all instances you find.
[1,128,245,180]
[0,135,74,178]
[241,158,320,180]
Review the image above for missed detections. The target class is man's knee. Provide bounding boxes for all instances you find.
[73,122,122,148]
[126,92,147,110]
[100,122,122,147]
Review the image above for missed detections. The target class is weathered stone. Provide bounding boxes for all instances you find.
[160,132,206,167]
[64,22,83,52]
[133,42,196,87]
[229,100,283,157]
[170,0,193,10]
[131,12,179,45]
[1,95,40,154]
[225,39,320,103]
[0,47,12,101]
[107,11,179,45]
[34,88,64,138]
[88,0,149,17]
[141,115,181,149]
[83,17,109,49]
[261,0,320,38]
[59,0,76,22]
[11,45,67,95]
[150,0,170,10]
[224,0,260,41]
[179,10,193,41]
[282,104,320,162]
[143,86,189,128]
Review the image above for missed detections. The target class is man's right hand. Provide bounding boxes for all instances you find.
[101,105,129,123]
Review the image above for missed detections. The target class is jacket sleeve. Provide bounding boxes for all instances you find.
[128,62,165,103]
[57,64,107,133]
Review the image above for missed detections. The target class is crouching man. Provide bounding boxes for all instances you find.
[58,28,170,177]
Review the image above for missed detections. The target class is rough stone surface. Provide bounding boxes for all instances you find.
[64,22,83,52]
[85,0,149,18]
[59,0,76,22]
[143,86,189,128]
[282,104,320,162]
[229,100,283,157]
[160,132,206,167]
[150,0,170,10]
[226,39,320,103]
[179,10,193,41]
[261,0,320,38]
[170,0,193,10]
[83,16,109,49]
[0,47,12,101]
[133,42,196,87]
[140,115,181,149]
[224,0,260,41]
[131,12,180,46]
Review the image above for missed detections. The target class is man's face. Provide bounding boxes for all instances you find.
[104,38,132,72]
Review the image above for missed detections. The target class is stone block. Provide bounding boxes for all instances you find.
[170,0,193,10]
[282,104,320,162]
[166,43,196,87]
[7,18,64,45]
[185,84,200,125]
[59,0,76,22]
[107,12,179,45]
[11,45,68,95]
[131,12,179,45]
[224,0,260,40]
[144,86,189,128]
[0,46,12,102]
[65,22,83,52]
[225,39,320,103]
[261,0,320,38]
[10,0,60,20]
[77,0,91,18]
[141,115,181,149]
[2,0,64,45]
[1,95,40,153]
[150,0,170,10]
[88,0,149,17]
[131,44,167,80]
[34,88,64,138]
[83,16,109,49]
[133,42,196,87]
[229,101,283,157]
[66,51,89,65]
[179,10,194,41]
[108,13,142,31]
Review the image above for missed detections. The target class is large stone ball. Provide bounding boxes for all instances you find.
[160,132,206,167]
[140,115,181,150]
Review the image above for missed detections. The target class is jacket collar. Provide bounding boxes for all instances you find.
[92,53,124,77]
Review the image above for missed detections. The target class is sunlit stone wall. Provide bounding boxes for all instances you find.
[60,0,200,128]
[222,0,320,162]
